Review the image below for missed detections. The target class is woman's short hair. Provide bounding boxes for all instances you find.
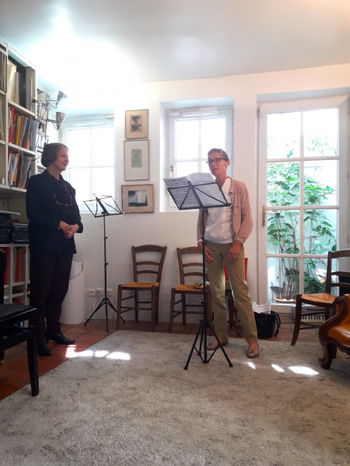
[207,148,229,160]
[41,143,67,168]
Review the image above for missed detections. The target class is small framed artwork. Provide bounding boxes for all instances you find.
[125,109,148,139]
[124,139,149,181]
[122,184,154,213]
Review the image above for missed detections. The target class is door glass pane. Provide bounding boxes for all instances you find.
[267,112,300,159]
[267,210,300,254]
[304,209,337,254]
[268,257,300,300]
[174,119,199,160]
[304,258,327,294]
[304,160,337,205]
[267,162,300,206]
[201,117,226,155]
[304,108,338,157]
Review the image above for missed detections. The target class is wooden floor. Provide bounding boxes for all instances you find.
[0,319,319,401]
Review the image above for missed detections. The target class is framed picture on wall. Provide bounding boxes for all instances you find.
[125,109,148,139]
[122,184,154,213]
[124,139,149,180]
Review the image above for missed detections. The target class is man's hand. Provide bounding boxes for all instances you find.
[227,240,241,262]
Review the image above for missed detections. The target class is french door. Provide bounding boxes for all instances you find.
[257,95,349,304]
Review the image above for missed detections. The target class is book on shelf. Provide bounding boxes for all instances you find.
[8,110,38,151]
[7,60,19,103]
[16,154,32,189]
[8,150,20,186]
[8,150,32,188]
[0,247,10,285]
[14,247,26,282]
[0,99,4,140]
[0,52,6,91]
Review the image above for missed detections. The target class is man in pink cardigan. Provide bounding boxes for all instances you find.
[197,148,259,358]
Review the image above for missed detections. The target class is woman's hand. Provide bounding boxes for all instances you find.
[59,221,70,234]
[64,224,79,238]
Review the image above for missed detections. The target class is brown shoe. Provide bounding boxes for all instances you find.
[246,342,260,358]
[207,339,228,351]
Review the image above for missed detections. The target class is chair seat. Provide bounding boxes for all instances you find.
[120,282,160,289]
[174,284,205,293]
[300,293,336,305]
[328,325,350,344]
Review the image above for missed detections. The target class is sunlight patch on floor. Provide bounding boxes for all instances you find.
[288,365,318,375]
[65,346,131,360]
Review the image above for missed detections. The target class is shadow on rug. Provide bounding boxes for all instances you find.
[0,330,349,466]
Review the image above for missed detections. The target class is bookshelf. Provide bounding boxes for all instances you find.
[0,40,39,304]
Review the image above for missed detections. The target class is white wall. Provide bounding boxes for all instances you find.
[75,63,350,322]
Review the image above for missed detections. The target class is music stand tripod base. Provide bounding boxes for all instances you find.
[83,195,125,332]
[184,317,233,369]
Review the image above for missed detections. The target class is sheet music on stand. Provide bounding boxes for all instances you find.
[164,172,229,210]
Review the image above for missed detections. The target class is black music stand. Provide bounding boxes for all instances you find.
[83,195,125,332]
[165,173,233,369]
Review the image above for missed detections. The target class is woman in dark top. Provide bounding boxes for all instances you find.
[26,143,83,356]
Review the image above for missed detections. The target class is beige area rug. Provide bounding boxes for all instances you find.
[0,331,349,466]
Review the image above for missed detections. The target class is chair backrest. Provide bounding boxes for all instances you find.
[132,245,167,283]
[326,249,350,295]
[177,246,203,285]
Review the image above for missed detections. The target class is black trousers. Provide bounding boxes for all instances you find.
[29,253,73,340]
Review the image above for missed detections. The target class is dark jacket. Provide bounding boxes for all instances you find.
[26,170,83,255]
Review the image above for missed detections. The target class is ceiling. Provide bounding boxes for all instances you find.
[1,0,350,115]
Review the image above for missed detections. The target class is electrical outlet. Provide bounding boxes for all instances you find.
[96,288,103,296]
[107,288,113,297]
[86,288,96,297]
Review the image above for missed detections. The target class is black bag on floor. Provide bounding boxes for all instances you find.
[254,311,281,339]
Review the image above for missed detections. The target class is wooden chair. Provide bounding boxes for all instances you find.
[291,249,350,345]
[168,246,207,332]
[0,251,39,397]
[116,245,167,331]
[319,294,350,369]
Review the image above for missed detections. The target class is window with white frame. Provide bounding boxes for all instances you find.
[167,107,233,179]
[63,120,115,210]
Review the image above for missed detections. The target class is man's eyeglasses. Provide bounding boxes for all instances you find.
[206,157,227,165]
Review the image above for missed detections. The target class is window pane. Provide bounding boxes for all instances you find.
[304,209,336,254]
[91,127,114,166]
[303,108,338,157]
[174,119,199,160]
[67,129,91,167]
[304,160,337,206]
[267,162,300,206]
[304,258,327,294]
[267,112,300,159]
[92,167,114,197]
[69,168,91,205]
[268,257,300,300]
[175,161,199,178]
[201,117,226,156]
[200,161,212,174]
[267,210,300,254]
